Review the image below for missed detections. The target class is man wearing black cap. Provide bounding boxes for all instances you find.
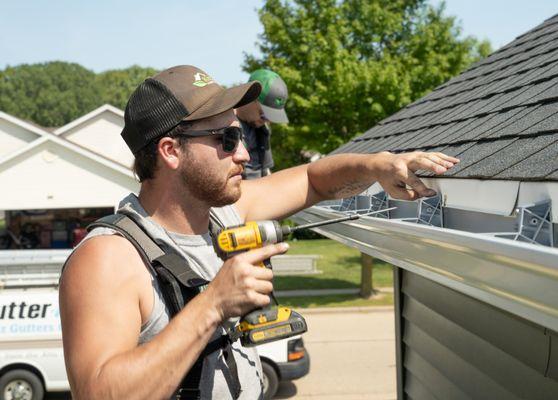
[59,65,458,400]
[235,69,289,179]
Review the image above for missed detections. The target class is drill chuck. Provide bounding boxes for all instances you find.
[257,220,285,245]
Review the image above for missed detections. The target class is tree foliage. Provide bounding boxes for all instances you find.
[0,62,156,127]
[244,0,492,169]
[0,62,100,127]
[96,66,158,111]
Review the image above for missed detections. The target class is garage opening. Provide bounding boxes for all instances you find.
[0,208,113,250]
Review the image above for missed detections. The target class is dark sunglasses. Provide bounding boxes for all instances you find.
[174,126,243,153]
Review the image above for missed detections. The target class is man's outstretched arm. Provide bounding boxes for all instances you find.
[235,151,459,221]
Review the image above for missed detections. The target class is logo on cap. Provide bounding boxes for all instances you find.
[275,97,285,107]
[193,72,214,87]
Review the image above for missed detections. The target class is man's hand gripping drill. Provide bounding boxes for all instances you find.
[211,220,308,347]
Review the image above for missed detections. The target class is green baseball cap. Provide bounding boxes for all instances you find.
[248,69,289,124]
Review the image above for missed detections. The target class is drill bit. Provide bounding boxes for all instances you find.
[284,206,396,234]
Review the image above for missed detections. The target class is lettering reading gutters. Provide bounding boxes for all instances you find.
[0,302,51,319]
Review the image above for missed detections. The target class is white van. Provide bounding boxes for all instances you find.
[0,250,309,400]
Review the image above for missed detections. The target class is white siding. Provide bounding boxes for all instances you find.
[0,140,139,210]
[0,119,41,160]
[61,111,133,167]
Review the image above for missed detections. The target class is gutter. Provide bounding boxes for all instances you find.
[294,206,558,332]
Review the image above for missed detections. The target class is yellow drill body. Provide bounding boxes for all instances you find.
[215,221,308,346]
[217,221,264,253]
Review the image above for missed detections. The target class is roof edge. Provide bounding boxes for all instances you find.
[53,104,124,136]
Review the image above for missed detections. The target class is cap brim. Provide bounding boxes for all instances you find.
[260,104,289,123]
[184,81,261,121]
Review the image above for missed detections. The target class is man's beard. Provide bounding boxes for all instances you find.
[179,154,243,208]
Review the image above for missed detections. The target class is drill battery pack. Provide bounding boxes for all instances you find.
[236,306,308,347]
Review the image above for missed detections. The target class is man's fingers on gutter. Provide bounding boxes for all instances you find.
[386,184,418,201]
[405,172,436,198]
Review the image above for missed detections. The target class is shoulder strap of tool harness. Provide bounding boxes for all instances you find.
[87,212,242,400]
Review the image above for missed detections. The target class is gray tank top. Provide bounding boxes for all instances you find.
[81,194,263,400]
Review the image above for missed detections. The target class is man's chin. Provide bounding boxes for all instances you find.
[211,187,241,208]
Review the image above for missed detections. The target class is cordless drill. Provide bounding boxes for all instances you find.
[213,215,359,347]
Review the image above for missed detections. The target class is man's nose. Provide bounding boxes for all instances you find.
[233,139,250,163]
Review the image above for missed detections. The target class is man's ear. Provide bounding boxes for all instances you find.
[157,137,181,170]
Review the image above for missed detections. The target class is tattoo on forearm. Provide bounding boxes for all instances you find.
[326,179,371,197]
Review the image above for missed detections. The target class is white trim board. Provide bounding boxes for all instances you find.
[0,111,50,139]
[53,104,124,136]
[0,131,134,179]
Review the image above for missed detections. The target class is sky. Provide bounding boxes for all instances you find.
[1,1,557,86]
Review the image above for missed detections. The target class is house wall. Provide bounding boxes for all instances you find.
[0,140,139,210]
[394,268,558,400]
[0,119,40,160]
[61,111,133,167]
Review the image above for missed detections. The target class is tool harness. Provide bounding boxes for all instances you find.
[87,212,242,400]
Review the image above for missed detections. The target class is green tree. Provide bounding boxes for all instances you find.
[0,62,101,127]
[244,0,492,169]
[0,62,157,127]
[96,65,158,110]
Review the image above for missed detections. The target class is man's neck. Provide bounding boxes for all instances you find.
[138,180,211,235]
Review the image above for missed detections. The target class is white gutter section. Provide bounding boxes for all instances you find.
[294,206,558,331]
[368,179,558,223]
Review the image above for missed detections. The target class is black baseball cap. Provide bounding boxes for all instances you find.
[122,65,262,154]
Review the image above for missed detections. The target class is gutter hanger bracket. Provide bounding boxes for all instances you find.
[338,196,357,212]
[514,200,553,247]
[368,191,390,218]
[490,200,554,247]
[320,192,395,218]
[397,194,443,227]
[417,195,443,227]
[328,192,442,225]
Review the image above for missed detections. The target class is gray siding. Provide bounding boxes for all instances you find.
[394,268,558,400]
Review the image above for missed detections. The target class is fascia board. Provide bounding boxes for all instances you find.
[53,104,124,136]
[0,132,134,179]
[0,111,49,138]
[0,136,49,165]
[46,133,133,178]
[421,178,520,216]
[295,206,558,331]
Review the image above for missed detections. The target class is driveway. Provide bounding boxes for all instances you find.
[275,306,397,400]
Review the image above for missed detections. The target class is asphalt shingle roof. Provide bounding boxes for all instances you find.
[332,14,558,181]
